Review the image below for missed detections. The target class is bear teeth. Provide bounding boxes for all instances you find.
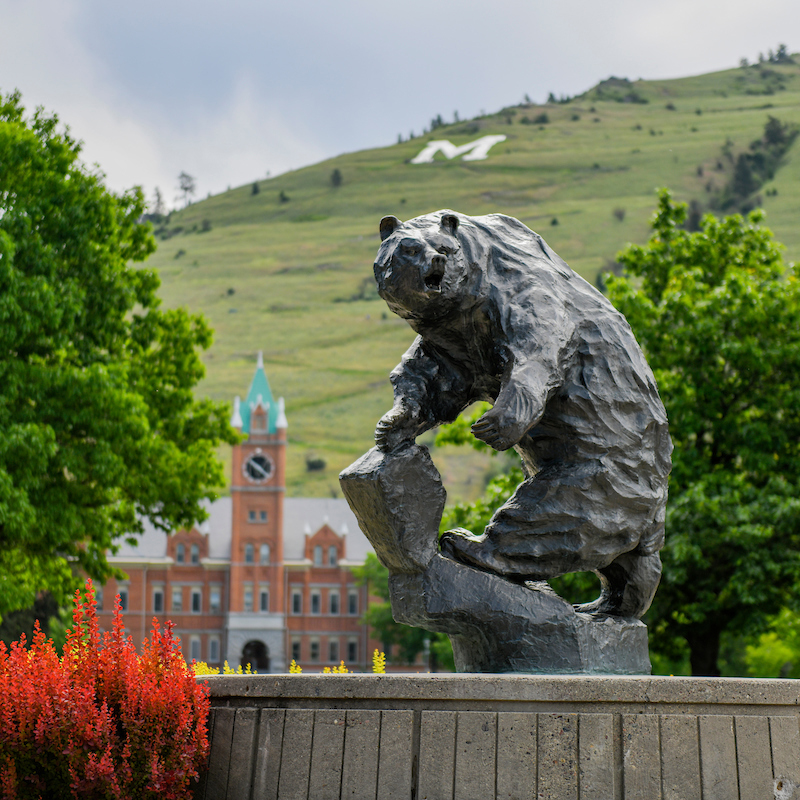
[424,274,443,292]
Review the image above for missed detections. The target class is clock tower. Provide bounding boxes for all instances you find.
[226,351,288,669]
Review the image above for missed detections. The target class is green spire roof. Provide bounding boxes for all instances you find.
[241,352,277,434]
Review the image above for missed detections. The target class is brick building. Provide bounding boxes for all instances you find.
[98,354,377,672]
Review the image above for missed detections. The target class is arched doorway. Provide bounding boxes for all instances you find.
[241,640,270,672]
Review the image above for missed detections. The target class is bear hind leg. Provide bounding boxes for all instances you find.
[574,550,662,619]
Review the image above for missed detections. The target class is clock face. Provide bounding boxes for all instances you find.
[243,453,274,484]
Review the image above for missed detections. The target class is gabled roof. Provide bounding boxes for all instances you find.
[109,496,370,565]
[241,352,277,434]
[283,498,368,561]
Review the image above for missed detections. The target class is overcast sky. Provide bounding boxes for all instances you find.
[3,0,798,207]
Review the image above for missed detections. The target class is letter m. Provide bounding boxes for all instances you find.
[410,135,507,164]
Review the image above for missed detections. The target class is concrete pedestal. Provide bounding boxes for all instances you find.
[194,674,800,800]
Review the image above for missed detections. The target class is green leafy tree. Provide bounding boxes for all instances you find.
[605,190,800,675]
[0,90,238,620]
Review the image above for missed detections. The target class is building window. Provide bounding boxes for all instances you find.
[259,589,269,612]
[245,543,254,564]
[191,544,199,564]
[190,636,201,662]
[118,587,129,612]
[291,590,302,614]
[329,639,339,663]
[313,545,323,566]
[259,510,268,522]
[348,591,358,615]
[329,546,338,566]
[292,638,301,662]
[209,637,220,663]
[191,587,202,613]
[311,591,321,615]
[248,510,256,522]
[252,411,267,433]
[95,587,103,610]
[153,588,164,613]
[348,639,358,663]
[329,592,340,615]
[243,585,253,612]
[210,587,221,613]
[172,587,183,612]
[310,638,320,662]
[176,543,185,564]
[260,543,270,565]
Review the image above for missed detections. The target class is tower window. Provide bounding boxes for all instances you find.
[210,587,221,613]
[245,543,254,564]
[260,588,269,612]
[248,510,256,522]
[176,543,185,564]
[251,410,267,433]
[311,591,321,615]
[291,590,302,614]
[260,543,270,565]
[243,585,253,612]
[348,591,358,615]
[153,588,164,613]
[313,545,323,566]
[172,587,182,612]
[191,544,199,564]
[329,545,338,566]
[191,587,202,613]
[329,592,340,615]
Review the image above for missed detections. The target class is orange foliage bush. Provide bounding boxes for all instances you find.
[0,580,209,799]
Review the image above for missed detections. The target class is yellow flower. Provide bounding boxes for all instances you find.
[372,650,386,674]
[192,661,220,675]
[289,659,302,674]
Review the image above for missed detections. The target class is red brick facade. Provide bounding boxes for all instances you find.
[98,357,383,672]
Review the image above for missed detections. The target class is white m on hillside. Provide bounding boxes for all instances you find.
[410,134,507,164]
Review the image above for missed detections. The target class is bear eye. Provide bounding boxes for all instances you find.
[436,246,450,255]
[401,243,419,256]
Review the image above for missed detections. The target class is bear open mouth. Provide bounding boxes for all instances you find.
[424,269,445,292]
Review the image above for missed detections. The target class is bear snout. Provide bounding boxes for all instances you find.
[423,254,447,292]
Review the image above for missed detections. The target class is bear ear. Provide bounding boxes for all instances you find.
[441,213,460,237]
[379,215,402,241]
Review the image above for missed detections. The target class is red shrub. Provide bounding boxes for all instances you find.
[0,580,209,799]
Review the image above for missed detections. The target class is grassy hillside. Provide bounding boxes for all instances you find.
[145,58,800,500]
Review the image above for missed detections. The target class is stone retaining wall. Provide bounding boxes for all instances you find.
[193,674,800,799]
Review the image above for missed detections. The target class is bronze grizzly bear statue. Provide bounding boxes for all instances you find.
[373,210,672,618]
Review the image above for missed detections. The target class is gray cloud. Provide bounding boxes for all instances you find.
[2,0,798,205]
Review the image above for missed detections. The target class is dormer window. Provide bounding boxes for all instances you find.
[260,543,270,565]
[251,408,268,433]
[191,544,199,564]
[313,545,323,566]
[245,543,254,564]
[176,543,185,564]
[329,545,338,566]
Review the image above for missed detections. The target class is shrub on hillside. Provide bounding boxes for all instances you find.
[0,581,209,799]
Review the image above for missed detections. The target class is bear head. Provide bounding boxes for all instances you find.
[373,211,468,323]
